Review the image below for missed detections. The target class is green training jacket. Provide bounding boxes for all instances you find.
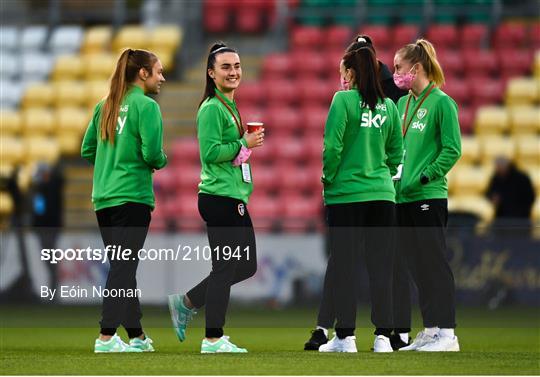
[396,83,462,203]
[322,90,403,205]
[197,88,252,204]
[81,85,167,211]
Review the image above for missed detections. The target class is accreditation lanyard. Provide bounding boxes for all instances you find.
[402,84,435,137]
[215,94,245,137]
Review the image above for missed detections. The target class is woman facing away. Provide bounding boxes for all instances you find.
[81,48,167,353]
[168,43,264,354]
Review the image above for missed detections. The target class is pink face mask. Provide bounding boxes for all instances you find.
[393,65,417,90]
[340,76,350,91]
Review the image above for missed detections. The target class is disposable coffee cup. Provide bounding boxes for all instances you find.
[247,122,264,133]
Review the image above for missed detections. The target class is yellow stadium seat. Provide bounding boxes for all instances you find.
[459,136,480,164]
[56,107,90,135]
[505,77,540,106]
[0,163,14,178]
[23,137,60,165]
[85,80,109,109]
[53,81,86,107]
[509,106,540,135]
[58,132,83,156]
[448,195,494,224]
[149,25,182,51]
[0,136,23,164]
[515,137,540,167]
[51,55,83,81]
[0,110,21,136]
[152,49,173,71]
[479,135,516,164]
[450,165,492,196]
[474,106,509,136]
[82,54,116,80]
[112,26,149,52]
[0,191,14,216]
[22,108,54,135]
[21,83,54,108]
[82,26,112,55]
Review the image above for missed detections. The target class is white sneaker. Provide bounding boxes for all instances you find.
[399,331,437,351]
[319,335,357,353]
[373,335,393,353]
[417,335,460,352]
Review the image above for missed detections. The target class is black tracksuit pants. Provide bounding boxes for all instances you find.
[396,199,456,329]
[96,202,151,338]
[323,200,395,339]
[187,193,257,339]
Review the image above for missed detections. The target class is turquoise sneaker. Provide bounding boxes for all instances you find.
[168,294,196,342]
[129,335,155,352]
[94,334,142,353]
[201,336,248,354]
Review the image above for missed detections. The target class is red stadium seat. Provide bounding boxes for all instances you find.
[469,78,504,108]
[493,22,529,49]
[300,105,328,134]
[291,26,324,50]
[392,24,419,50]
[236,0,275,33]
[281,193,322,232]
[531,22,540,49]
[153,168,176,196]
[442,79,469,106]
[325,25,352,50]
[249,137,276,165]
[291,50,327,78]
[264,105,301,138]
[461,23,488,49]
[297,78,334,106]
[262,53,293,79]
[171,138,199,164]
[463,49,498,77]
[275,138,307,164]
[235,81,264,107]
[175,165,201,191]
[265,78,297,106]
[250,161,279,192]
[203,0,232,33]
[174,194,204,232]
[497,48,533,78]
[304,133,324,162]
[427,24,459,48]
[458,106,474,135]
[376,49,394,69]
[358,25,392,50]
[436,49,462,76]
[248,192,279,231]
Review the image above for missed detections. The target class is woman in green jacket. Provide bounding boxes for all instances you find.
[167,43,264,354]
[318,45,403,353]
[393,39,462,352]
[81,48,166,353]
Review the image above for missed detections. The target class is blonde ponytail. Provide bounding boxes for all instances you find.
[397,38,445,87]
[100,49,131,143]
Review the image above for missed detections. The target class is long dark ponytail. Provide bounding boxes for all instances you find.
[199,42,238,108]
[342,46,385,112]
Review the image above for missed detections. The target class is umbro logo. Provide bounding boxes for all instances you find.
[420,204,430,211]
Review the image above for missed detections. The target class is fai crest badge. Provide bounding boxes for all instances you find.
[417,108,427,119]
[238,203,245,216]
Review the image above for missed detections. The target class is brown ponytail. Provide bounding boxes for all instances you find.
[397,39,445,87]
[100,48,158,143]
[342,46,385,112]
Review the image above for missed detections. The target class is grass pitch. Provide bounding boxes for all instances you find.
[0,305,538,375]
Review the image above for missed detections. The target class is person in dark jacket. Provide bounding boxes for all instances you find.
[486,156,536,235]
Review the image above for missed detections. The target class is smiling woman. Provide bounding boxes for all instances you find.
[167,42,264,354]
